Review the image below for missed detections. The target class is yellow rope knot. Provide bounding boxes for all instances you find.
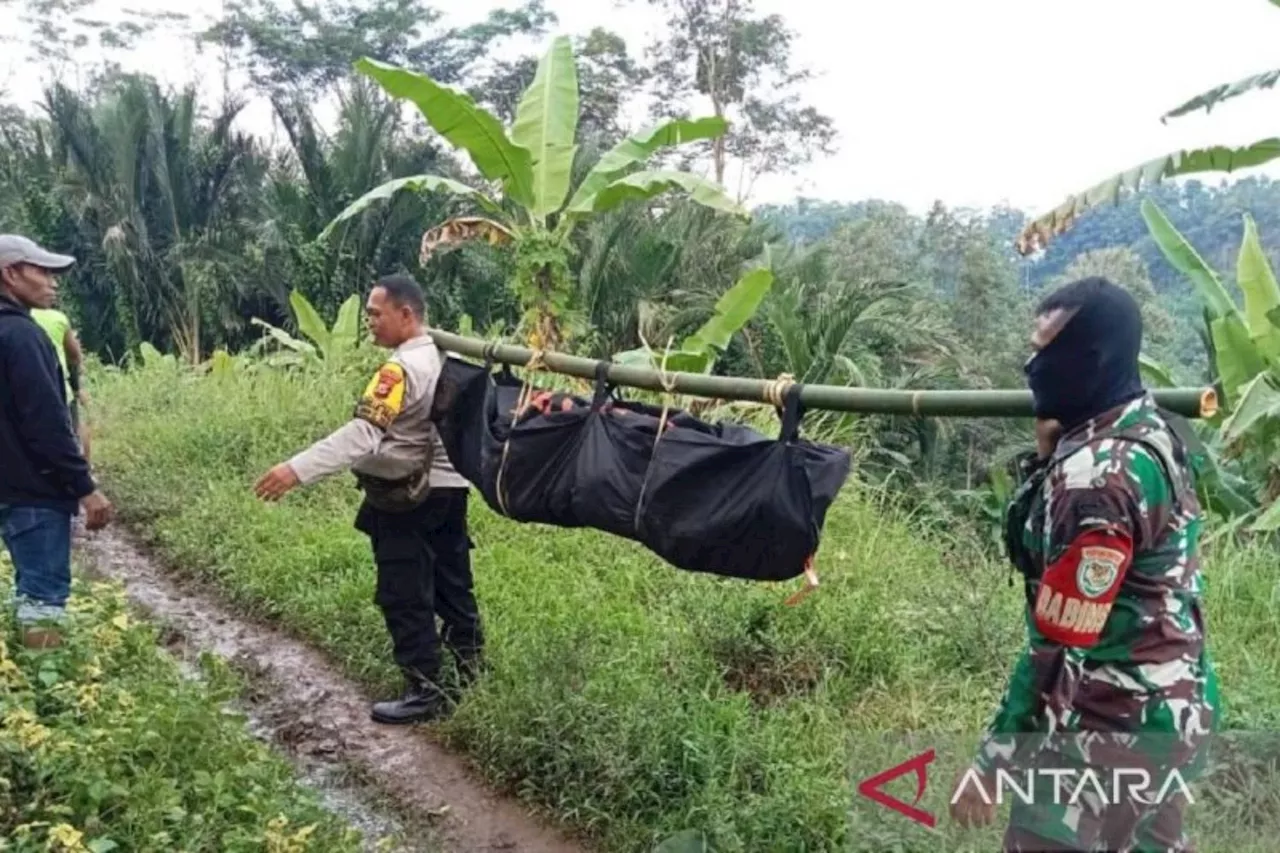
[1199,387,1219,419]
[524,349,547,374]
[655,356,679,394]
[764,373,796,408]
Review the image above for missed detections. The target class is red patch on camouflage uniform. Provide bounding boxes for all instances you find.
[1034,529,1132,648]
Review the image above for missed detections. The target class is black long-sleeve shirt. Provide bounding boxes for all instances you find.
[0,295,95,512]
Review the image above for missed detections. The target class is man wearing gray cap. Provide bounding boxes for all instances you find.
[0,234,113,650]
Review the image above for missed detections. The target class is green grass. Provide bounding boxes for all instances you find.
[0,557,367,853]
[85,356,1280,852]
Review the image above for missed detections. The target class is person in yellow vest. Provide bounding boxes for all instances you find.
[30,306,90,463]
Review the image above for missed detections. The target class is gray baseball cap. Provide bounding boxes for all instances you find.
[0,234,76,272]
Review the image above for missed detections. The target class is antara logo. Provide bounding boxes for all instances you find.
[857,748,1196,830]
[856,749,937,828]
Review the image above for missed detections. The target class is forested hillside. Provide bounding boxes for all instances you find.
[760,176,1280,378]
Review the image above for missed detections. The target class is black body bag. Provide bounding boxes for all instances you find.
[431,357,852,582]
[634,386,851,581]
[565,372,730,540]
[430,354,542,515]
[473,363,613,525]
[431,354,494,486]
[476,362,700,529]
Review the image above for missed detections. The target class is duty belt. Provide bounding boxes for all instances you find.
[354,467,432,513]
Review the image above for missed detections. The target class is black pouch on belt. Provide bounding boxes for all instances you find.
[354,462,433,513]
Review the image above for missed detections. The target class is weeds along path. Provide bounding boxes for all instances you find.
[73,520,589,853]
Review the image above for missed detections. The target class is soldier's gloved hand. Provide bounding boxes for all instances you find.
[254,463,300,502]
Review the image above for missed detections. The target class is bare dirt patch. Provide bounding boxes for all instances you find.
[73,523,589,853]
[721,652,823,707]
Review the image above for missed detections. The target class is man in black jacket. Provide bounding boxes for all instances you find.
[0,234,112,650]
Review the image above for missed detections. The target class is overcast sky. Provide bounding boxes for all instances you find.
[5,0,1280,215]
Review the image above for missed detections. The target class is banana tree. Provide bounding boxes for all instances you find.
[1014,0,1280,255]
[320,35,745,352]
[1142,199,1280,529]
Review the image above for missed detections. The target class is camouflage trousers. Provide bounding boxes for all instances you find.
[995,732,1204,853]
[1000,791,1192,852]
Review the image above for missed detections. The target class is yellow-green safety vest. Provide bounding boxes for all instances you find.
[30,308,72,401]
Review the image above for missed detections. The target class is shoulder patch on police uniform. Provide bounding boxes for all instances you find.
[1077,545,1124,599]
[355,362,406,430]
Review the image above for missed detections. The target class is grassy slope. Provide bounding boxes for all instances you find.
[0,560,366,852]
[88,358,1280,852]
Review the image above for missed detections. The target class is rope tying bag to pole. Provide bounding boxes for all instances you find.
[431,356,853,583]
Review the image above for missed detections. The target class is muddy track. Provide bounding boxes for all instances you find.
[73,522,590,853]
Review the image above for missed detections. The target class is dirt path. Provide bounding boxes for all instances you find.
[73,523,590,853]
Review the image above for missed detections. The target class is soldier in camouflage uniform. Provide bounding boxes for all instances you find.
[950,277,1218,851]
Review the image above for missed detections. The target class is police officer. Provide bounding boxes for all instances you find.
[950,277,1217,851]
[254,274,482,725]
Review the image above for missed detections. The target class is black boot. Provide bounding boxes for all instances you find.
[370,670,449,725]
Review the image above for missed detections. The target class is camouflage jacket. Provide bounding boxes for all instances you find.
[976,393,1219,775]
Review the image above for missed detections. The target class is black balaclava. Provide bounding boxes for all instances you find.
[1024,277,1146,433]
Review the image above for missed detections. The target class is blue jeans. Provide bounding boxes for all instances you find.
[0,505,73,624]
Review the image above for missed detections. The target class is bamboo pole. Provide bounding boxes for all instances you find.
[428,330,1220,420]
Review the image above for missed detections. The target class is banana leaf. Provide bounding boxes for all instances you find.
[510,35,579,218]
[586,170,746,218]
[566,117,728,214]
[1162,68,1280,123]
[1016,139,1280,254]
[355,57,535,208]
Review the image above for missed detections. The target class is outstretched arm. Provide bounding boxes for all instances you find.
[254,362,407,501]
